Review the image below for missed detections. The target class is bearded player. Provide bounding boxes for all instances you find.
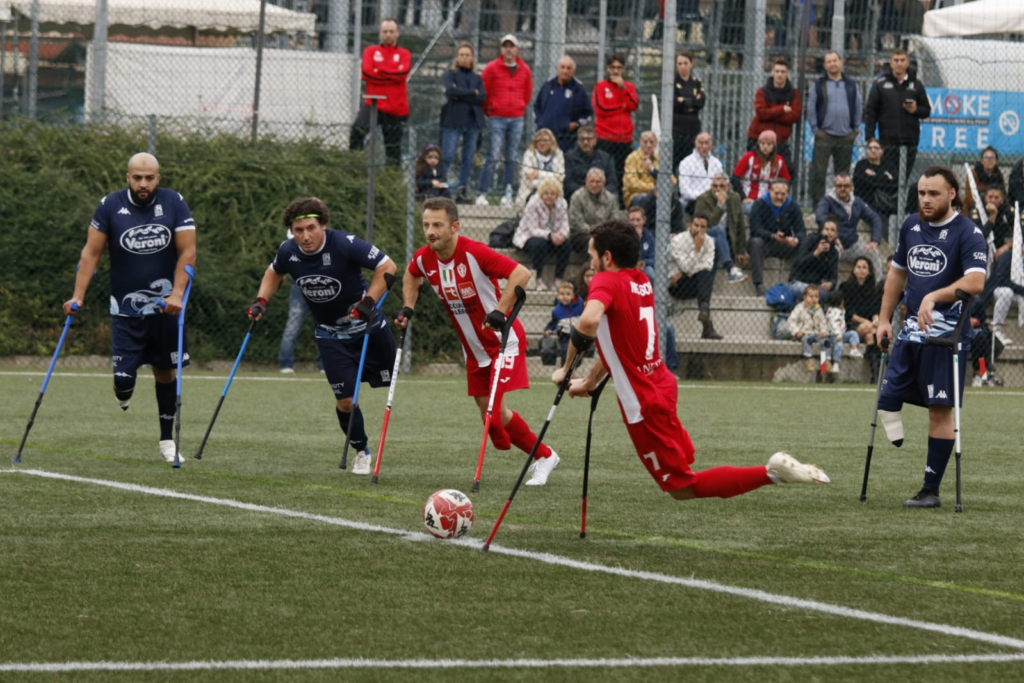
[554,219,830,500]
[396,197,560,486]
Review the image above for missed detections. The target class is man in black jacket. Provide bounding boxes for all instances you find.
[862,49,930,184]
[748,179,805,295]
[789,216,839,304]
[671,51,706,170]
[563,125,619,199]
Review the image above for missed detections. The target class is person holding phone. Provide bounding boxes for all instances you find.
[863,48,931,186]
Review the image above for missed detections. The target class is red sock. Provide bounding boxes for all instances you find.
[486,415,511,450]
[504,411,552,459]
[691,466,771,499]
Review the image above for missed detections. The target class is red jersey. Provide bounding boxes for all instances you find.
[731,151,791,200]
[587,268,671,424]
[592,79,638,143]
[408,237,526,368]
[361,44,411,116]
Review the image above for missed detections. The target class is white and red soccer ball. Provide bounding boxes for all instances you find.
[423,489,474,539]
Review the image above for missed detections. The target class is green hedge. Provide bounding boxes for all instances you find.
[0,120,460,365]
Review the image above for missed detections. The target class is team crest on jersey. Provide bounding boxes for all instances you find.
[938,229,948,241]
[457,264,467,278]
[907,244,947,277]
[120,224,172,255]
[460,284,477,299]
[323,252,332,266]
[911,225,921,232]
[441,269,455,285]
[297,274,342,302]
[373,50,383,62]
[154,204,164,218]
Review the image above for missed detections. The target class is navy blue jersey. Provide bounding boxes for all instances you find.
[892,212,987,342]
[91,187,195,317]
[270,229,390,337]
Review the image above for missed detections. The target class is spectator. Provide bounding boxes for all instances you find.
[574,264,595,301]
[1009,156,1024,209]
[516,128,565,207]
[853,138,898,233]
[564,125,619,199]
[748,179,804,296]
[746,58,801,180]
[732,130,791,214]
[807,50,862,205]
[414,144,450,199]
[668,213,722,340]
[815,172,884,281]
[790,215,839,304]
[477,34,533,207]
[977,185,1014,256]
[963,146,1007,219]
[512,177,570,291]
[544,281,585,365]
[440,42,486,203]
[862,48,930,185]
[692,172,748,282]
[970,242,1024,347]
[592,53,638,196]
[671,51,706,170]
[788,285,834,373]
[568,168,621,253]
[826,288,864,360]
[349,18,411,165]
[534,56,594,153]
[628,206,656,281]
[677,132,724,209]
[638,184,685,236]
[838,256,880,350]
[623,131,660,208]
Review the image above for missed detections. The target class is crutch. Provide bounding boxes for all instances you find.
[194,319,256,460]
[171,264,196,469]
[859,337,890,502]
[580,375,611,539]
[371,327,405,484]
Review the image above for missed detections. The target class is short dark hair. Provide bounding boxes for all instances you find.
[986,184,1006,196]
[591,219,639,270]
[283,197,330,229]
[773,57,789,69]
[921,166,963,210]
[982,145,999,160]
[423,197,459,224]
[828,288,846,308]
[676,51,694,62]
[804,283,820,296]
[628,206,646,218]
[770,179,790,190]
[823,214,839,227]
[691,213,710,225]
[891,48,908,58]
[606,52,626,68]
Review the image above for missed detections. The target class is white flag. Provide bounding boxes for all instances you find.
[1012,202,1023,288]
[965,163,994,273]
[651,94,661,139]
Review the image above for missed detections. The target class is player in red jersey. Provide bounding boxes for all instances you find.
[396,197,560,486]
[553,219,829,499]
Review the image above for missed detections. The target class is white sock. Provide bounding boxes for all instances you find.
[832,361,840,373]
[878,409,904,447]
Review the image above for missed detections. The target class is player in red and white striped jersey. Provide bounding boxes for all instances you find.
[554,219,830,499]
[396,198,560,486]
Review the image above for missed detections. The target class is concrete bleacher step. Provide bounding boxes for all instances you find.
[669,308,774,339]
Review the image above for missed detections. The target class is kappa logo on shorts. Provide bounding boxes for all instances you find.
[381,369,391,382]
[906,244,947,278]
[937,390,948,399]
[297,274,342,302]
[170,351,190,363]
[120,224,172,255]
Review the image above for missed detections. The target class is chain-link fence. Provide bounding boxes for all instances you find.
[3,0,1024,386]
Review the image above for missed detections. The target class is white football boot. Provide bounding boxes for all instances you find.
[352,449,372,475]
[766,452,829,485]
[525,451,560,486]
[158,440,182,465]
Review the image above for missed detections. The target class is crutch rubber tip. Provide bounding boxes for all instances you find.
[859,495,867,502]
[481,544,490,552]
[193,453,203,460]
[371,476,378,484]
[470,481,480,493]
[956,505,963,513]
[12,457,21,464]
[580,532,587,539]
[172,461,181,469]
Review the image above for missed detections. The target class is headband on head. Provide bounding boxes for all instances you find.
[295,214,320,220]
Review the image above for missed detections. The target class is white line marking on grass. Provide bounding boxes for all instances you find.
[12,468,1024,653]
[3,653,1024,673]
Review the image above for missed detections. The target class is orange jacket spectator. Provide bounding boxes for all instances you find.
[592,78,639,144]
[361,43,411,117]
[746,61,801,145]
[481,55,533,118]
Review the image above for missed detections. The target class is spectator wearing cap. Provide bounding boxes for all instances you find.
[592,52,638,201]
[731,129,791,214]
[349,18,411,165]
[671,51,706,171]
[440,42,486,203]
[476,33,533,206]
[807,50,862,205]
[746,58,801,181]
[534,56,594,153]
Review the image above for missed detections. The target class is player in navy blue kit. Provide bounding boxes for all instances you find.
[875,167,987,508]
[63,153,197,464]
[247,197,398,474]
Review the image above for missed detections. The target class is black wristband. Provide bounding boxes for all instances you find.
[570,326,596,354]
[399,306,415,321]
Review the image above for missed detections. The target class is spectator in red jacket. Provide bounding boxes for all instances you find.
[349,18,411,166]
[592,52,638,204]
[476,33,533,206]
[746,58,801,182]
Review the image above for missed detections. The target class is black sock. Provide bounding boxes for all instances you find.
[114,372,136,407]
[336,407,368,451]
[923,436,955,493]
[155,381,176,441]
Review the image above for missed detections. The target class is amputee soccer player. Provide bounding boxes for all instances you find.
[63,153,197,464]
[248,198,398,475]
[875,167,986,508]
[554,219,830,499]
[395,197,560,486]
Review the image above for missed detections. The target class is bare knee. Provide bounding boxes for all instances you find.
[336,397,353,412]
[152,367,175,384]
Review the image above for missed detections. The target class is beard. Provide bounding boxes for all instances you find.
[920,200,950,222]
[129,187,156,206]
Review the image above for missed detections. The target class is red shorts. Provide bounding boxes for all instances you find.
[466,342,530,399]
[623,397,696,493]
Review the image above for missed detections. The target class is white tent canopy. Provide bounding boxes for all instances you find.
[923,0,1024,37]
[2,0,316,35]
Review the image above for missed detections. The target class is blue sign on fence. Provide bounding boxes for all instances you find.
[919,89,1024,154]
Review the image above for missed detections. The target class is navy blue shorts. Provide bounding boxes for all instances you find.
[879,337,967,409]
[316,319,396,400]
[111,315,190,375]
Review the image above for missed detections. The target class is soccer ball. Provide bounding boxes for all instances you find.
[423,489,474,539]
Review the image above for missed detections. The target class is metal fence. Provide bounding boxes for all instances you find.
[3,0,1023,386]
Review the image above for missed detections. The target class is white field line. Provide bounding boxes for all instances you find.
[4,371,1024,397]
[3,653,1024,673]
[11,469,1024,653]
